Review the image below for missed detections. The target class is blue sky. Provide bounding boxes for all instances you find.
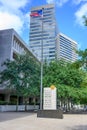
[0,0,87,50]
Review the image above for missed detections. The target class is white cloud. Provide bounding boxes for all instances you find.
[0,0,28,13]
[75,3,87,26]
[46,0,69,7]
[0,12,23,32]
[73,0,87,5]
[0,0,30,34]
[46,0,55,4]
[46,0,87,7]
[56,0,69,7]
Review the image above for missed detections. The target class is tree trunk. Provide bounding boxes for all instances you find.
[16,96,19,111]
[67,99,71,111]
[33,97,36,110]
[24,97,27,111]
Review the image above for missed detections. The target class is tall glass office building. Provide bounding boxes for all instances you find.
[29,4,57,62]
[56,33,78,62]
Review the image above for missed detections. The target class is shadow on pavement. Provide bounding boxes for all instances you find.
[0,111,35,122]
[68,125,87,130]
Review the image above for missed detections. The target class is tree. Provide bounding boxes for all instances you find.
[43,60,86,111]
[0,53,40,111]
[83,15,87,26]
[76,49,87,71]
[80,87,87,105]
[43,60,84,88]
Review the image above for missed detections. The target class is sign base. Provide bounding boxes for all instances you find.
[37,109,63,119]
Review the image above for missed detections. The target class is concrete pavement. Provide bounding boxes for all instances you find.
[0,112,87,130]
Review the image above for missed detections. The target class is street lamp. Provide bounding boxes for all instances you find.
[40,8,44,110]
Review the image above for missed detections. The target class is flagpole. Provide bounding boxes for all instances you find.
[40,8,44,110]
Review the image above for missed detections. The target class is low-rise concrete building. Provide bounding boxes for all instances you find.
[0,28,39,105]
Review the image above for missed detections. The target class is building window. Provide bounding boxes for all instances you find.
[13,52,18,60]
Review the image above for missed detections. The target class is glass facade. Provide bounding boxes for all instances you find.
[29,4,57,62]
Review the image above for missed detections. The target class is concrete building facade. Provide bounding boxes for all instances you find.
[56,33,78,62]
[0,29,37,70]
[0,29,38,104]
[29,4,57,62]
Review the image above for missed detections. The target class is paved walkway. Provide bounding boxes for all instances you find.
[0,112,87,130]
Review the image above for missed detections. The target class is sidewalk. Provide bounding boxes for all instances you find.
[0,112,87,130]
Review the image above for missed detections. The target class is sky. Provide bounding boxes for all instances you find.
[0,0,87,50]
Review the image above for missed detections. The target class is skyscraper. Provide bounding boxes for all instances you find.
[56,33,78,62]
[29,4,57,62]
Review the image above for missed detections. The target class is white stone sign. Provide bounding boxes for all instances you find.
[43,86,56,110]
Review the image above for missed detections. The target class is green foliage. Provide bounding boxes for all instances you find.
[0,100,9,105]
[43,59,87,107]
[80,87,87,104]
[0,53,40,103]
[57,84,87,105]
[83,15,87,26]
[43,60,84,88]
[76,49,87,71]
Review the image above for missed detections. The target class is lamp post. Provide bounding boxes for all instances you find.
[40,8,44,110]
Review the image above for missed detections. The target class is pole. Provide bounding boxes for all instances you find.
[40,8,43,110]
